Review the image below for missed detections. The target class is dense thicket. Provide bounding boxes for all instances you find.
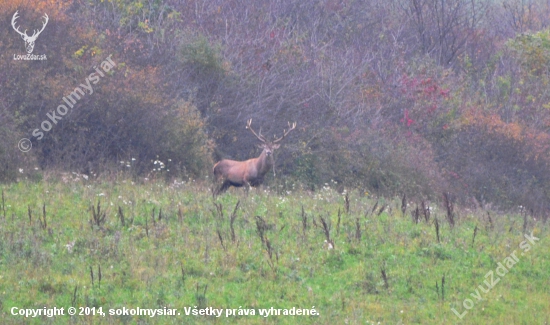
[1,0,550,215]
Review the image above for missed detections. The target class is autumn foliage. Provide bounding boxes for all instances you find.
[1,0,550,215]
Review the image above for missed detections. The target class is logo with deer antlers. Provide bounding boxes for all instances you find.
[11,11,48,54]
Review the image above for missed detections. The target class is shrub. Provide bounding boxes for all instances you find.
[154,100,214,178]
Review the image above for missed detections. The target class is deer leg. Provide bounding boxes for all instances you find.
[244,180,252,197]
[215,180,231,196]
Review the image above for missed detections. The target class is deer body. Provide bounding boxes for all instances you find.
[213,146,274,190]
[213,119,294,195]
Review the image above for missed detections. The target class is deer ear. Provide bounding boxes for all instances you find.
[257,144,264,149]
[272,143,280,149]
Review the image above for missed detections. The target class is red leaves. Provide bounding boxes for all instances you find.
[397,73,452,130]
[400,109,414,127]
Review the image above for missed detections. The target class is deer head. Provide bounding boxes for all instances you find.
[12,11,49,54]
[246,118,296,159]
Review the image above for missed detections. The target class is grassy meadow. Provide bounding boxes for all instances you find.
[0,174,549,324]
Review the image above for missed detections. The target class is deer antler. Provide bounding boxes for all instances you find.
[12,11,49,54]
[12,12,48,40]
[246,119,267,143]
[11,11,27,38]
[272,121,297,143]
[32,13,49,39]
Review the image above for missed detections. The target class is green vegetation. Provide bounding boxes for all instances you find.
[0,178,548,324]
[3,0,550,213]
[2,1,550,323]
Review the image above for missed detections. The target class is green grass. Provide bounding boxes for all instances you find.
[0,175,549,324]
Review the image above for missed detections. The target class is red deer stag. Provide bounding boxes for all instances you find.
[213,119,296,195]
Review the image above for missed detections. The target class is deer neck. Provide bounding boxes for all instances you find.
[257,149,273,175]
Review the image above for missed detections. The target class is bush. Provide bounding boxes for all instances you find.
[296,125,445,199]
[0,118,39,182]
[441,109,550,215]
[0,124,21,182]
[154,100,214,178]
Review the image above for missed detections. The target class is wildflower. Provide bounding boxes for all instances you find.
[66,241,75,253]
